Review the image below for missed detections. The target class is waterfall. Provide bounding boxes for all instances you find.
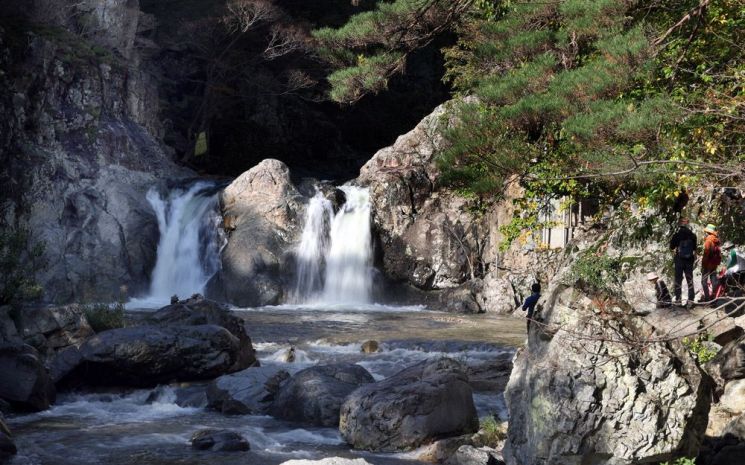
[292,192,334,302]
[321,186,373,304]
[129,182,224,308]
[292,186,374,305]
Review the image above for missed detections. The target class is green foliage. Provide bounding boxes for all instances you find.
[661,457,696,465]
[84,303,125,332]
[682,334,718,364]
[475,416,507,448]
[313,0,471,103]
[0,227,46,306]
[566,250,641,296]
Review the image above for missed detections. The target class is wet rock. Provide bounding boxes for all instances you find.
[445,445,505,465]
[360,340,379,353]
[214,159,305,306]
[504,285,711,465]
[207,366,290,415]
[283,347,296,363]
[146,384,208,409]
[15,305,94,357]
[191,429,250,452]
[279,459,373,465]
[0,343,55,411]
[465,352,513,392]
[0,412,16,460]
[147,295,257,371]
[339,357,478,451]
[58,325,243,387]
[271,364,374,427]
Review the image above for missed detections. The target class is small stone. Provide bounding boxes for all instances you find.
[360,340,379,353]
[191,429,250,452]
[171,295,179,304]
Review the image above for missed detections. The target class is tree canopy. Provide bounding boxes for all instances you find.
[315,0,744,208]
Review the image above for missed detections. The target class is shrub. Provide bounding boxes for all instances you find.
[474,416,507,448]
[0,227,46,306]
[84,303,125,332]
[682,334,718,364]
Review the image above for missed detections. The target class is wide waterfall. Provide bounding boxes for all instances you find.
[293,186,374,305]
[129,182,224,308]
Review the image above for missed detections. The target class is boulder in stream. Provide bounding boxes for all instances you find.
[207,366,290,414]
[15,305,94,356]
[339,357,478,451]
[147,295,257,371]
[445,445,505,465]
[213,159,305,306]
[270,363,375,427]
[191,429,250,452]
[0,343,56,411]
[58,325,244,387]
[360,340,379,353]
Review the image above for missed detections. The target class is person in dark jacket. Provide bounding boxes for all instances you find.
[669,218,697,306]
[522,283,541,330]
[647,272,671,308]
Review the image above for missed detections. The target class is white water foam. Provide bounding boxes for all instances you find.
[293,192,334,303]
[127,182,224,309]
[321,186,373,304]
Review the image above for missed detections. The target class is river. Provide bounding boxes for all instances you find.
[6,305,524,465]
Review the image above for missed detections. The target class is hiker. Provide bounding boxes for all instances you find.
[522,283,541,330]
[669,218,697,306]
[647,272,671,308]
[701,223,722,302]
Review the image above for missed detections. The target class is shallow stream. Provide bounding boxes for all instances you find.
[7,306,524,465]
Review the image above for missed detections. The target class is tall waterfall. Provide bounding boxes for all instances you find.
[292,192,334,302]
[322,186,373,304]
[130,182,224,308]
[293,186,373,305]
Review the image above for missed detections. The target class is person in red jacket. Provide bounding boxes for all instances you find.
[701,224,722,302]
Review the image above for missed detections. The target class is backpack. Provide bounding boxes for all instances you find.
[678,238,695,259]
[710,241,722,266]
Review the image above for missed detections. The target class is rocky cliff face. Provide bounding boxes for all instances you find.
[0,1,191,302]
[504,280,711,464]
[357,100,558,313]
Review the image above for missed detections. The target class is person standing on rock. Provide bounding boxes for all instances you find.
[669,217,697,307]
[522,283,541,330]
[700,224,722,303]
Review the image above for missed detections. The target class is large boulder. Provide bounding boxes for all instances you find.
[207,366,290,415]
[270,364,374,427]
[57,325,244,387]
[0,343,55,411]
[213,159,305,306]
[0,412,16,460]
[339,357,478,451]
[706,334,745,396]
[357,101,489,293]
[15,305,94,357]
[504,284,711,465]
[147,295,257,371]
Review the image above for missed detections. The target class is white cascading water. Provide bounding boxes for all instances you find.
[291,192,334,302]
[321,186,373,304]
[292,186,374,305]
[129,182,224,308]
